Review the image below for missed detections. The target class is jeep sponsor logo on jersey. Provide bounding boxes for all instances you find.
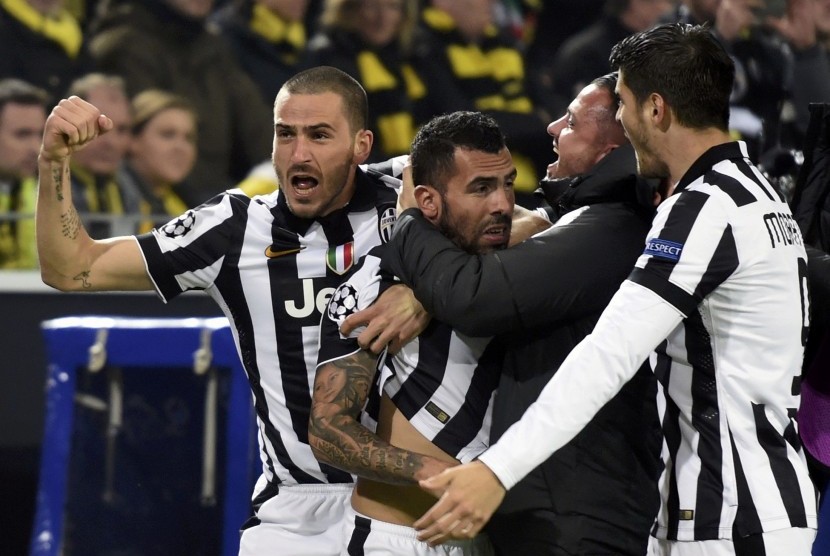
[644,238,683,262]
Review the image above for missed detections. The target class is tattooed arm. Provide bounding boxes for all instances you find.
[310,351,453,485]
[37,96,152,292]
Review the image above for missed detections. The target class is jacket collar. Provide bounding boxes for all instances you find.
[538,143,654,218]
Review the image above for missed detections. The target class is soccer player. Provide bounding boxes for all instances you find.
[411,23,818,556]
[309,112,521,555]
[35,66,425,555]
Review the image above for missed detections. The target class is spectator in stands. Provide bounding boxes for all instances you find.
[66,73,133,238]
[410,0,551,206]
[0,0,93,102]
[666,0,830,158]
[552,0,674,102]
[522,0,606,119]
[818,0,830,49]
[89,0,273,205]
[0,79,48,269]
[118,89,196,234]
[210,0,311,106]
[304,0,427,162]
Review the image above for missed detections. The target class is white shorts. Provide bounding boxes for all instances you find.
[341,505,495,556]
[239,479,353,556]
[647,527,816,556]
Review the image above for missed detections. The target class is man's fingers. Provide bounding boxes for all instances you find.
[339,311,365,337]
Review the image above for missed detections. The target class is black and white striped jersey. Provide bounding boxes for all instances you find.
[479,141,817,541]
[136,161,402,487]
[318,246,501,463]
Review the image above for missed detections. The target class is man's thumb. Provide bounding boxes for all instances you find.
[98,114,114,133]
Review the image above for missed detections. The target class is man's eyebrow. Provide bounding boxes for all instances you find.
[306,123,335,132]
[467,168,517,189]
[274,122,336,131]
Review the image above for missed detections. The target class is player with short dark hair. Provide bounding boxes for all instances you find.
[35,65,426,555]
[309,111,520,555]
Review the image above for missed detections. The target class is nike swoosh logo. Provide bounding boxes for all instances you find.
[265,245,304,258]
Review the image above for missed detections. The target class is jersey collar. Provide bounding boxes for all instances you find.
[674,141,749,195]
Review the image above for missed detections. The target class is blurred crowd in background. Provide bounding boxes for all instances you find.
[1,0,829,269]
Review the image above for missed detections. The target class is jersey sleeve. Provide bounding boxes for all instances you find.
[135,191,250,302]
[478,279,684,489]
[628,188,738,317]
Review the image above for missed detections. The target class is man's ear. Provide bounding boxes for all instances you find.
[353,129,373,163]
[414,185,441,220]
[650,93,670,131]
[595,140,621,163]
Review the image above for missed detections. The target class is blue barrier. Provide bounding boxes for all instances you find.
[30,316,258,556]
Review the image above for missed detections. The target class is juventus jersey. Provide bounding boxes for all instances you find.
[136,161,402,488]
[318,246,501,463]
[479,142,817,541]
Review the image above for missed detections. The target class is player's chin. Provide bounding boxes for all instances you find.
[286,197,321,219]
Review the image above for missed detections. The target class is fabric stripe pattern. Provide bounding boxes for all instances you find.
[136,163,401,493]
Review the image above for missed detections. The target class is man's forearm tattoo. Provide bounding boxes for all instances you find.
[60,206,81,239]
[53,166,66,201]
[309,353,427,485]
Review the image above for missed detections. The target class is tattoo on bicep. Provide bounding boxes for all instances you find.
[60,206,81,239]
[73,270,91,288]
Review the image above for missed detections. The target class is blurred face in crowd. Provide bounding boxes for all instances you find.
[615,71,669,179]
[816,0,830,37]
[0,102,46,179]
[435,0,494,41]
[683,0,719,22]
[547,83,625,178]
[130,108,197,189]
[27,0,64,16]
[427,147,515,254]
[259,0,309,22]
[624,0,675,32]
[166,0,214,19]
[73,85,132,176]
[272,91,372,218]
[359,0,405,47]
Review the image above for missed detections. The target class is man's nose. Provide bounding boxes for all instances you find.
[491,184,513,213]
[291,136,312,162]
[547,116,565,138]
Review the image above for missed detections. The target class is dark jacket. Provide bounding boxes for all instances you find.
[409,7,550,197]
[552,16,633,102]
[0,2,93,102]
[383,144,661,555]
[209,2,307,106]
[792,103,830,478]
[303,28,427,162]
[89,0,273,204]
[668,7,830,157]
